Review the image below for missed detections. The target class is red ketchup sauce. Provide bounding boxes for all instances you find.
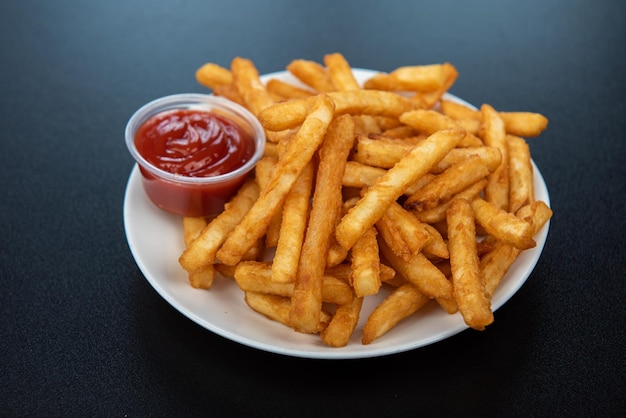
[135,109,256,217]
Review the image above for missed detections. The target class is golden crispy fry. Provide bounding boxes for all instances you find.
[195,62,233,90]
[405,155,490,212]
[287,59,336,92]
[362,283,430,345]
[480,104,510,211]
[471,197,536,250]
[447,198,494,330]
[231,57,275,116]
[255,156,281,247]
[363,64,447,92]
[181,217,215,289]
[235,261,353,305]
[432,146,502,174]
[379,238,453,299]
[179,179,260,272]
[421,223,450,260]
[257,90,414,131]
[481,201,552,298]
[411,63,459,109]
[321,296,363,347]
[352,135,415,169]
[499,112,549,138]
[411,179,487,224]
[441,100,548,138]
[507,135,534,213]
[324,52,360,91]
[265,78,315,99]
[399,109,483,147]
[385,202,433,256]
[271,162,314,283]
[336,129,463,251]
[244,292,332,333]
[212,84,244,105]
[290,115,355,333]
[217,95,335,266]
[350,226,381,297]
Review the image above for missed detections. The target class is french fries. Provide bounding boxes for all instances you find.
[178,53,552,347]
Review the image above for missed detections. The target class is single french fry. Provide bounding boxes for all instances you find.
[352,135,415,169]
[290,114,355,334]
[362,283,430,345]
[212,84,244,105]
[499,112,549,138]
[324,52,360,91]
[507,135,534,213]
[324,262,396,284]
[271,162,314,283]
[287,59,336,92]
[471,197,536,250]
[405,155,490,212]
[179,179,260,272]
[447,198,494,330]
[244,292,332,333]
[350,226,381,297]
[217,94,335,266]
[411,63,459,109]
[257,90,414,131]
[432,146,502,174]
[441,100,549,137]
[181,217,216,289]
[336,129,463,251]
[383,201,433,256]
[379,238,453,299]
[421,223,450,260]
[265,78,315,99]
[321,296,363,347]
[481,201,552,298]
[363,64,447,92]
[399,109,483,147]
[231,57,275,116]
[411,179,487,224]
[195,62,233,90]
[480,103,510,211]
[235,261,353,305]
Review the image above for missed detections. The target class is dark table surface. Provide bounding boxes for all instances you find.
[2,0,624,416]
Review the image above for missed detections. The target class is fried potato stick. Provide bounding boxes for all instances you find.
[480,201,552,298]
[350,226,381,297]
[362,283,430,345]
[235,261,353,305]
[244,292,331,334]
[480,104,510,211]
[399,109,483,148]
[195,62,233,90]
[181,216,215,289]
[179,179,260,272]
[290,114,355,334]
[507,135,534,213]
[447,198,494,330]
[321,296,363,347]
[287,59,336,93]
[335,128,463,251]
[324,52,360,91]
[411,179,487,224]
[257,90,413,131]
[471,197,536,250]
[216,95,335,266]
[378,238,453,299]
[363,64,447,92]
[405,155,490,212]
[271,162,314,283]
[231,57,275,116]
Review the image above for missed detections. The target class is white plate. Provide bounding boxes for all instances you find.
[123,69,551,359]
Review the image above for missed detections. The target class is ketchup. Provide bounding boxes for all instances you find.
[135,109,255,178]
[133,108,258,217]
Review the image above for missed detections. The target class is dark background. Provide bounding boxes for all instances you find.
[1,0,624,416]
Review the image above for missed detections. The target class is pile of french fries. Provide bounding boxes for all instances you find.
[178,53,552,347]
